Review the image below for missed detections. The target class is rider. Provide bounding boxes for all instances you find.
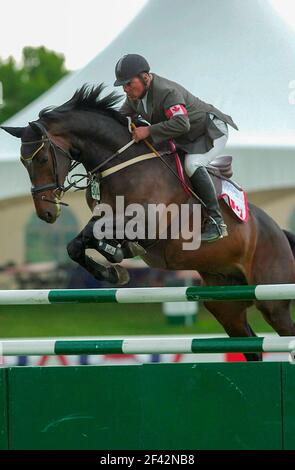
[114,54,239,243]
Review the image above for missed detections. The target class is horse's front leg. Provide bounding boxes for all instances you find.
[89,215,146,260]
[67,223,130,286]
[87,190,146,260]
[81,217,125,263]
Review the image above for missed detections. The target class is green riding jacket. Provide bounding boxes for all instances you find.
[119,72,238,154]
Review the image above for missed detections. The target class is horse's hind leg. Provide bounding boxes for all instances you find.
[204,299,262,361]
[249,231,295,336]
[201,273,262,360]
[202,270,262,361]
[254,299,295,336]
[251,265,295,336]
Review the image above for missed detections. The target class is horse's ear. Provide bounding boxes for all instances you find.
[0,126,25,138]
[29,121,44,137]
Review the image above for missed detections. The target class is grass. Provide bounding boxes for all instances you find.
[0,302,291,338]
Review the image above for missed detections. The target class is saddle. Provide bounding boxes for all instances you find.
[172,149,248,221]
[206,154,237,195]
[207,155,233,179]
[206,155,248,222]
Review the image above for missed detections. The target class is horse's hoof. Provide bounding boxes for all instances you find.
[123,241,146,258]
[109,265,130,286]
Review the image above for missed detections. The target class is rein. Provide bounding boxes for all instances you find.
[21,125,137,206]
[21,121,204,208]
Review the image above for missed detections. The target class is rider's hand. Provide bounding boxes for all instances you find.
[132,126,150,143]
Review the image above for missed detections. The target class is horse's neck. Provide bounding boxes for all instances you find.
[75,116,189,208]
[81,135,148,174]
[78,119,148,174]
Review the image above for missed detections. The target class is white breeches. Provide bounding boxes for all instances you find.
[184,116,229,177]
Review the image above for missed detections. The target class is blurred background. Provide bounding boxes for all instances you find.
[0,0,295,343]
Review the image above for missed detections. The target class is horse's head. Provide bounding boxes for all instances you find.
[1,121,72,223]
[1,83,143,223]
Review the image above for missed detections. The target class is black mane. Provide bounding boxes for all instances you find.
[39,83,128,126]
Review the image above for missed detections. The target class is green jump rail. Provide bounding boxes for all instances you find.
[1,284,295,304]
[0,336,295,355]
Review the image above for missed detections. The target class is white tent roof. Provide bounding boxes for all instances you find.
[1,0,295,198]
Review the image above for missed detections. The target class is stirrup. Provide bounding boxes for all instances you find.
[219,223,228,238]
[209,216,227,231]
[213,220,228,238]
[203,218,228,242]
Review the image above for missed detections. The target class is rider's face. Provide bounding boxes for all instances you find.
[123,75,147,100]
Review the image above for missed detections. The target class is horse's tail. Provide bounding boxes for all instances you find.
[283,229,295,258]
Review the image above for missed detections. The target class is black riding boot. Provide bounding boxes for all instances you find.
[190,166,228,242]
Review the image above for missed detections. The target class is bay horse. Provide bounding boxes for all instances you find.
[2,83,295,361]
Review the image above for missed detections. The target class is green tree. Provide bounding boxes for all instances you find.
[0,46,69,123]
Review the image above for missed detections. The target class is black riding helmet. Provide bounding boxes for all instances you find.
[114,54,150,86]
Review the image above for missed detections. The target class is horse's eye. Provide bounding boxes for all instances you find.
[38,154,48,164]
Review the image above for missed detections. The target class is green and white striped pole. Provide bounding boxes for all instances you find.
[0,336,295,356]
[1,284,295,304]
